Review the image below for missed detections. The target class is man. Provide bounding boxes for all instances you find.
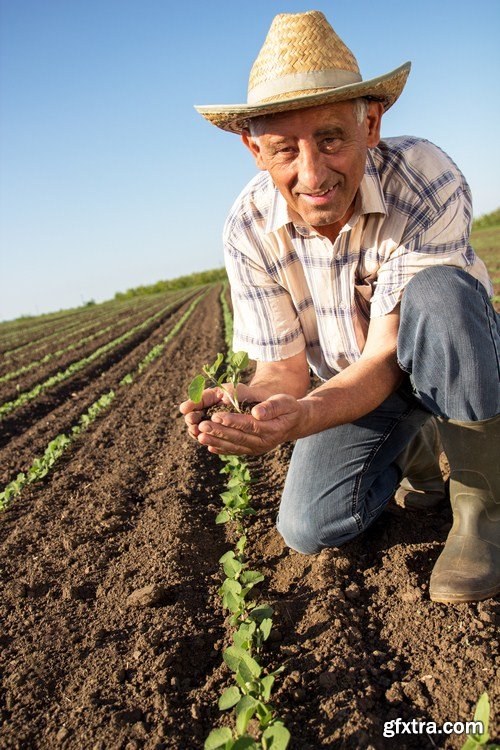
[180,11,499,603]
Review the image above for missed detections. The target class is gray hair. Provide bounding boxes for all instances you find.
[246,97,370,135]
[352,97,369,124]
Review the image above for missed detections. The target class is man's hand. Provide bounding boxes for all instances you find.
[179,382,271,441]
[196,394,303,455]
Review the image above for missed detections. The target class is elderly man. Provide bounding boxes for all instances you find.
[180,11,499,603]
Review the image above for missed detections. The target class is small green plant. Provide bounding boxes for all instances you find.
[199,283,290,750]
[462,692,499,749]
[188,350,249,413]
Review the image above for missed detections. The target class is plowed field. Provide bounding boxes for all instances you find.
[0,285,498,750]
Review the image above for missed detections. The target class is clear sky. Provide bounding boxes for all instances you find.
[1,0,499,321]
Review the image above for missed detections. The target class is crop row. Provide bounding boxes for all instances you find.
[1,292,169,359]
[0,287,201,421]
[0,287,209,509]
[0,289,189,386]
[0,287,162,343]
[199,283,289,750]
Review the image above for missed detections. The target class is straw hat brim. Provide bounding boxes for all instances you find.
[195,61,411,134]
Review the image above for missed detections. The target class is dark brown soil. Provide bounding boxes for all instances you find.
[0,285,498,750]
[0,290,201,484]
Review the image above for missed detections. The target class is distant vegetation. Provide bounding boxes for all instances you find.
[472,207,500,231]
[114,267,227,300]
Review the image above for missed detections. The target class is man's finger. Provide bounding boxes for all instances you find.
[197,430,258,455]
[184,411,205,426]
[209,412,258,433]
[179,387,224,415]
[188,424,200,439]
[251,394,297,420]
[198,419,263,447]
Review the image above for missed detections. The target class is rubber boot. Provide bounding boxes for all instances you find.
[394,417,446,510]
[429,413,500,603]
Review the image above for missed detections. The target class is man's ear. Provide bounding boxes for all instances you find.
[241,129,267,170]
[366,101,384,148]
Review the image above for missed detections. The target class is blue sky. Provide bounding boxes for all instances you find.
[1,0,499,320]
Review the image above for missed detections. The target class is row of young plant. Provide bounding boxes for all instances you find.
[1,289,170,360]
[189,283,290,750]
[0,288,201,421]
[0,289,189,385]
[0,289,209,510]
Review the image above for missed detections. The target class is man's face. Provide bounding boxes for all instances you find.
[242,100,383,235]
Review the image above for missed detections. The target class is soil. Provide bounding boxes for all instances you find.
[0,294,178,379]
[0,285,498,750]
[0,290,201,484]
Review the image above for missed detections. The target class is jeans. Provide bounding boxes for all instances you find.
[277,266,500,554]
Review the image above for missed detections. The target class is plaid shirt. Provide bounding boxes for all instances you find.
[223,136,492,380]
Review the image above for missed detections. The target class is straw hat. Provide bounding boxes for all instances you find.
[195,10,411,134]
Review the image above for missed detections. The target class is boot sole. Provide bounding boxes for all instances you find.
[430,582,500,603]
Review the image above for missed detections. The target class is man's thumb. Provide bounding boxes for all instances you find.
[251,394,294,420]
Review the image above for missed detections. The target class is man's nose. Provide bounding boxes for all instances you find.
[296,144,329,191]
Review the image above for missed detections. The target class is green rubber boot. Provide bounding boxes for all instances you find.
[429,413,500,603]
[394,417,446,510]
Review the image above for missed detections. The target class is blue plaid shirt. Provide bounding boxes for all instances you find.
[223,136,492,379]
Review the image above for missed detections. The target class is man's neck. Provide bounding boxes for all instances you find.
[311,201,356,244]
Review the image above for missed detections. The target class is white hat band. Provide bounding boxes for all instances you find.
[247,68,362,104]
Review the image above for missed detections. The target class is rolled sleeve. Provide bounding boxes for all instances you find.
[224,241,305,361]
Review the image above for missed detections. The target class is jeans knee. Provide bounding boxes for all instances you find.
[276,508,325,556]
[402,266,475,319]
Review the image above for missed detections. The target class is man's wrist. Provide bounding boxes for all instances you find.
[292,396,318,440]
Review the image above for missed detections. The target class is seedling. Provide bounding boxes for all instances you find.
[188,351,249,413]
[461,692,499,749]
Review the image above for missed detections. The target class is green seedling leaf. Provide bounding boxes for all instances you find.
[215,509,230,524]
[220,579,242,596]
[473,692,490,740]
[223,646,244,673]
[218,685,241,711]
[236,695,257,735]
[212,352,224,373]
[259,618,273,641]
[235,535,247,554]
[227,477,245,488]
[233,621,257,649]
[262,721,290,750]
[261,675,275,702]
[222,557,243,579]
[461,692,491,747]
[224,591,243,613]
[240,570,264,587]
[224,646,262,678]
[237,659,255,686]
[204,726,233,750]
[219,551,236,563]
[232,738,259,750]
[255,701,274,728]
[249,604,274,623]
[231,351,249,370]
[188,374,206,403]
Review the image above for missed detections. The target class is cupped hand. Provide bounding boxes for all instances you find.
[179,383,258,440]
[196,393,304,455]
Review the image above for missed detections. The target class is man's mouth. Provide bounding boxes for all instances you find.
[299,185,337,205]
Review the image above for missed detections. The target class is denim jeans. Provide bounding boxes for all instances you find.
[277,266,500,554]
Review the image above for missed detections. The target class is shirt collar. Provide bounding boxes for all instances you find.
[264,149,387,236]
